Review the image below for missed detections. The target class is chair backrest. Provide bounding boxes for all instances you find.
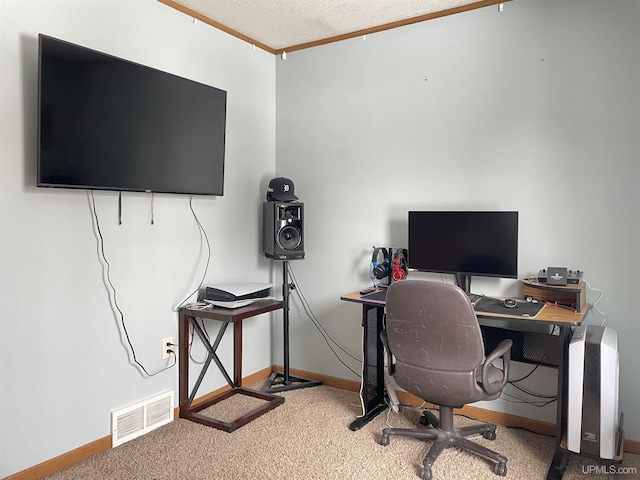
[386,280,484,369]
[385,280,487,405]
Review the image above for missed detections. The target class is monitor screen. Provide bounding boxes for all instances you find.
[407,211,518,279]
[37,34,227,196]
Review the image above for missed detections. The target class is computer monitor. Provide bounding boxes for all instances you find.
[407,211,518,293]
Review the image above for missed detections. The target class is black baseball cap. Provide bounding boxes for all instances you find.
[266,177,298,201]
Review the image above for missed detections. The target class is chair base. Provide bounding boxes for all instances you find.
[379,406,507,480]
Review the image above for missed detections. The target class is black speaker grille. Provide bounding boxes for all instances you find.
[278,225,302,250]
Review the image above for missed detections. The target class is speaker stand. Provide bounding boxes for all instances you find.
[263,260,323,393]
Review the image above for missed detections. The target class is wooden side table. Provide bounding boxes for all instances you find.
[179,299,285,432]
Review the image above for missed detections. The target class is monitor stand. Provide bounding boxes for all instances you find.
[455,274,484,304]
[455,273,472,295]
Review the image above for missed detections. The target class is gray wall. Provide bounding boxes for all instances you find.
[0,0,277,476]
[276,0,639,437]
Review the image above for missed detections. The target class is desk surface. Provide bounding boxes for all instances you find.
[183,298,284,322]
[340,290,589,326]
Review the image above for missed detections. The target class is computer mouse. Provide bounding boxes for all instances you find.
[504,298,518,308]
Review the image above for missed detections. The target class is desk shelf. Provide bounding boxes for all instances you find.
[522,279,586,313]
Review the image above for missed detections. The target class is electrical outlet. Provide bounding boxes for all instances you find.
[162,337,174,360]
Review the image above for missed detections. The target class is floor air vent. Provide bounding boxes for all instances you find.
[111,391,174,447]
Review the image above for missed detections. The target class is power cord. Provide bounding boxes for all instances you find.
[502,360,557,407]
[173,196,212,312]
[500,390,557,407]
[584,279,608,325]
[508,364,539,383]
[163,321,207,366]
[286,263,361,377]
[507,381,557,400]
[89,190,176,377]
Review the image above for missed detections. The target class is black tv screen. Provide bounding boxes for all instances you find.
[37,34,227,195]
[408,211,518,279]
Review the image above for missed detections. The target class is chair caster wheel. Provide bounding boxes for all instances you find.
[494,461,507,476]
[378,433,390,446]
[420,465,433,480]
[419,414,430,426]
[483,428,497,440]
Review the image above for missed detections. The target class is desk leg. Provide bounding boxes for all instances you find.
[177,310,284,432]
[547,325,572,480]
[234,319,242,386]
[349,303,386,431]
[547,449,570,480]
[178,312,190,415]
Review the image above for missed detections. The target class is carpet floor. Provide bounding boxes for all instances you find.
[44,383,638,479]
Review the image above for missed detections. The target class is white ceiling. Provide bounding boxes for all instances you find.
[159,0,508,53]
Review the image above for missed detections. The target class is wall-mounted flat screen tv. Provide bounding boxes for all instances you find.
[37,34,227,196]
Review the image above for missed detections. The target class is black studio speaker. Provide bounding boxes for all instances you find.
[263,202,305,260]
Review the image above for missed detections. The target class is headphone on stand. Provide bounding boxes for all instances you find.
[370,247,390,286]
[391,248,408,282]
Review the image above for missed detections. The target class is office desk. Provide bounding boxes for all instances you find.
[179,300,285,432]
[340,289,589,480]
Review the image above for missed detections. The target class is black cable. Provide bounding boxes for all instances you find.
[150,192,155,225]
[167,323,204,365]
[89,190,176,377]
[173,195,212,312]
[286,263,361,377]
[503,359,557,404]
[508,364,539,383]
[188,318,214,365]
[287,264,359,361]
[500,390,557,407]
[118,191,122,225]
[507,381,557,399]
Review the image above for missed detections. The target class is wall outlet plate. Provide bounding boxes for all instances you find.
[162,337,173,360]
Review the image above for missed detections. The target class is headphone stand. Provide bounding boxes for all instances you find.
[262,260,323,393]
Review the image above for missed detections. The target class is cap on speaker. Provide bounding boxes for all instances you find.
[266,177,298,202]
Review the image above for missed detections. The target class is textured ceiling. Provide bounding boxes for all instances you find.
[159,0,508,53]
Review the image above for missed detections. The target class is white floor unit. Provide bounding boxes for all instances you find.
[567,325,620,459]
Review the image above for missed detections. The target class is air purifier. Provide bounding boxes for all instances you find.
[567,324,620,459]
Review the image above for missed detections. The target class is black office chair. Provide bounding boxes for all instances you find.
[379,280,512,480]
